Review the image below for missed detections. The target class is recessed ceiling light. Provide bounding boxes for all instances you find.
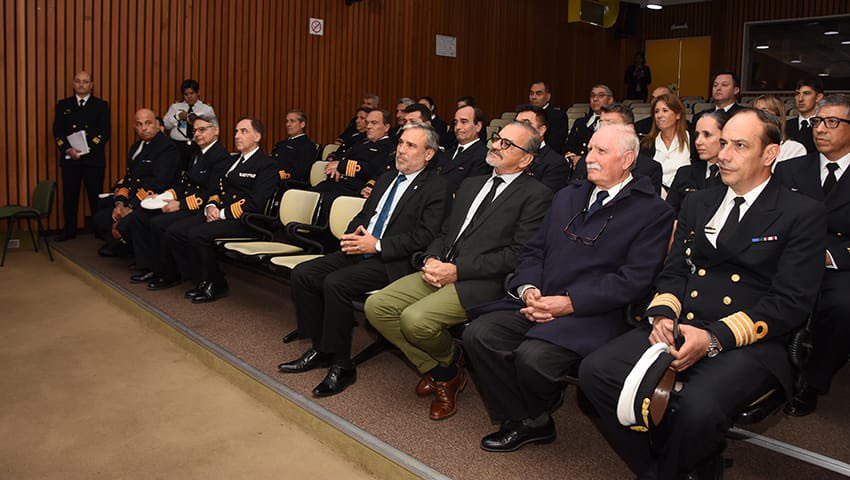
[842,40,850,45]
[647,0,663,10]
[824,30,840,35]
[755,44,770,50]
[818,72,830,77]
[790,59,802,64]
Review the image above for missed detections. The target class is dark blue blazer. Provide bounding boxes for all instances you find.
[469,175,674,357]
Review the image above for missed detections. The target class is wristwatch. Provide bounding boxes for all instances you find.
[706,331,722,358]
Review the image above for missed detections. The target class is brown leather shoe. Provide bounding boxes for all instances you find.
[416,373,436,397]
[429,369,467,420]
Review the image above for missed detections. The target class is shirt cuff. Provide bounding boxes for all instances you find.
[375,240,382,252]
[516,284,537,303]
[219,209,226,220]
[826,250,838,270]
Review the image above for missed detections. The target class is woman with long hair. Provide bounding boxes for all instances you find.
[752,94,807,167]
[641,93,691,196]
[666,110,730,214]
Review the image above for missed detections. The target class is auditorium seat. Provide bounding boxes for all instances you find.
[321,144,340,161]
[500,112,517,120]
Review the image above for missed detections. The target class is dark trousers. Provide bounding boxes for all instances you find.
[291,251,389,359]
[149,210,199,277]
[578,325,775,479]
[165,216,253,285]
[463,310,582,422]
[116,208,161,269]
[60,164,104,235]
[804,270,850,393]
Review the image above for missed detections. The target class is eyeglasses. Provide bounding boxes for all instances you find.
[590,93,611,99]
[194,126,214,134]
[810,116,850,129]
[563,211,613,245]
[489,133,532,154]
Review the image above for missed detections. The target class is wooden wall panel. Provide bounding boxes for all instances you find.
[3,0,644,231]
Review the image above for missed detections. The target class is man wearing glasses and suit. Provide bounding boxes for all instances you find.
[461,124,673,452]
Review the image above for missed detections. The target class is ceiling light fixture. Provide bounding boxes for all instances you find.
[647,0,663,10]
[755,43,770,50]
[842,40,850,45]
[824,30,840,35]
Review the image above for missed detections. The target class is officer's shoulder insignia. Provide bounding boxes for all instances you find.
[92,137,101,145]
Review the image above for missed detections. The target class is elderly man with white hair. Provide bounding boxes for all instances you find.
[463,123,674,453]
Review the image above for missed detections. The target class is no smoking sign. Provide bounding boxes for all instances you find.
[309,17,324,36]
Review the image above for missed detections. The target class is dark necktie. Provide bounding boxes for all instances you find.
[801,119,810,131]
[587,190,609,215]
[823,162,839,195]
[709,164,719,178]
[718,196,745,245]
[79,98,85,108]
[452,145,465,161]
[370,175,407,239]
[469,177,504,227]
[132,142,146,160]
[186,104,195,139]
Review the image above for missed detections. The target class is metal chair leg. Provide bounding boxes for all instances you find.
[38,217,53,262]
[25,217,37,252]
[1,217,13,266]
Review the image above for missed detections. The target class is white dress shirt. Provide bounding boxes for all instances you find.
[452,138,480,160]
[367,168,423,251]
[654,131,692,189]
[208,146,260,219]
[705,178,770,248]
[455,171,522,241]
[587,174,633,211]
[163,100,216,142]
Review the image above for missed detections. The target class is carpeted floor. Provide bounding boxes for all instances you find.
[47,235,850,479]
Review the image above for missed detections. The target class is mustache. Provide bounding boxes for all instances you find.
[586,163,602,171]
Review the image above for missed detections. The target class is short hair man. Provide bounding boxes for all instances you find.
[271,109,317,183]
[365,121,553,421]
[165,117,280,303]
[418,96,452,148]
[691,72,742,129]
[457,95,476,109]
[53,71,111,241]
[776,94,850,416]
[572,103,663,194]
[634,85,672,136]
[463,124,673,452]
[316,109,395,204]
[786,77,825,154]
[528,81,569,154]
[515,104,572,191]
[162,79,216,164]
[404,103,433,126]
[392,97,416,137]
[122,115,232,288]
[93,108,182,257]
[430,105,491,194]
[565,84,614,159]
[335,93,379,145]
[580,109,825,479]
[277,123,449,397]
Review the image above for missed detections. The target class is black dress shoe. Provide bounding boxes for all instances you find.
[147,275,180,291]
[784,385,819,417]
[54,233,76,242]
[312,365,357,397]
[480,417,556,452]
[278,348,333,373]
[191,279,229,304]
[130,270,154,283]
[98,242,130,258]
[185,281,208,299]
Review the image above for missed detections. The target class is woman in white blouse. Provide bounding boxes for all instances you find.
[640,93,692,196]
[752,94,807,169]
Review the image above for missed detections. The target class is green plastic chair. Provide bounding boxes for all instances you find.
[0,179,57,266]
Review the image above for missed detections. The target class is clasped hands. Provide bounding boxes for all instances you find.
[341,225,378,255]
[421,257,458,288]
[324,161,342,181]
[520,287,574,323]
[648,317,710,372]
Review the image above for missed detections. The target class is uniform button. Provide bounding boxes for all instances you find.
[837,232,843,237]
[731,274,741,283]
[723,296,732,305]
[690,290,699,298]
[232,194,237,199]
[698,269,706,276]
[685,248,692,256]
[686,312,695,320]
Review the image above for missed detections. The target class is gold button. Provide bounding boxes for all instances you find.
[698,269,706,276]
[690,290,699,298]
[731,274,741,283]
[685,248,692,256]
[723,296,732,305]
[686,312,694,320]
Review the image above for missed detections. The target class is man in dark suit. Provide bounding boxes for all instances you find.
[529,81,568,154]
[573,103,662,194]
[165,117,279,303]
[332,107,371,159]
[463,124,674,452]
[565,84,614,162]
[515,104,572,191]
[53,71,111,241]
[417,96,452,150]
[776,94,850,416]
[430,105,491,195]
[579,109,825,480]
[785,77,825,155]
[92,108,182,257]
[690,72,743,128]
[365,121,553,421]
[116,115,231,288]
[271,109,317,184]
[277,123,449,397]
[335,94,379,146]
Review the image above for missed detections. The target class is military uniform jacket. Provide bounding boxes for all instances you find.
[564,112,596,157]
[430,140,490,194]
[784,119,817,155]
[271,134,318,182]
[775,153,850,270]
[543,105,569,155]
[346,169,449,282]
[332,136,395,193]
[168,141,231,212]
[418,173,553,309]
[430,115,453,150]
[666,159,723,215]
[526,144,572,192]
[644,179,826,393]
[53,95,111,167]
[114,132,182,207]
[207,150,279,220]
[471,176,673,356]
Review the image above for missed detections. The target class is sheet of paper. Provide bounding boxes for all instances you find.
[67,130,90,155]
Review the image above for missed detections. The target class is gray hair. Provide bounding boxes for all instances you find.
[508,120,542,154]
[598,123,639,170]
[402,122,440,152]
[191,114,218,128]
[398,97,416,107]
[817,94,850,117]
[364,93,379,106]
[592,84,614,98]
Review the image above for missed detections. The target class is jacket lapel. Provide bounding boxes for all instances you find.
[460,174,528,239]
[448,175,490,240]
[386,170,429,226]
[695,187,726,255]
[710,179,782,265]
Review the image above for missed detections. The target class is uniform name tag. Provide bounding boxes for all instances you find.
[751,235,779,243]
[239,172,256,178]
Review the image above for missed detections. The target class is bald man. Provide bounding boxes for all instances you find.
[93,108,181,257]
[53,71,111,241]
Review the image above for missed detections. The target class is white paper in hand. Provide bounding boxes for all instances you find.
[67,130,90,155]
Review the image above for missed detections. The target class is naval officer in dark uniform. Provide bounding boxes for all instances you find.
[270,109,318,184]
[579,108,826,480]
[53,71,110,241]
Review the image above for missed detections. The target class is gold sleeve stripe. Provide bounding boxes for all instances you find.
[57,139,65,147]
[230,199,246,219]
[345,160,360,177]
[647,293,682,318]
[116,187,129,198]
[136,188,153,201]
[720,311,768,347]
[185,194,200,210]
[92,137,101,144]
[166,188,177,199]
